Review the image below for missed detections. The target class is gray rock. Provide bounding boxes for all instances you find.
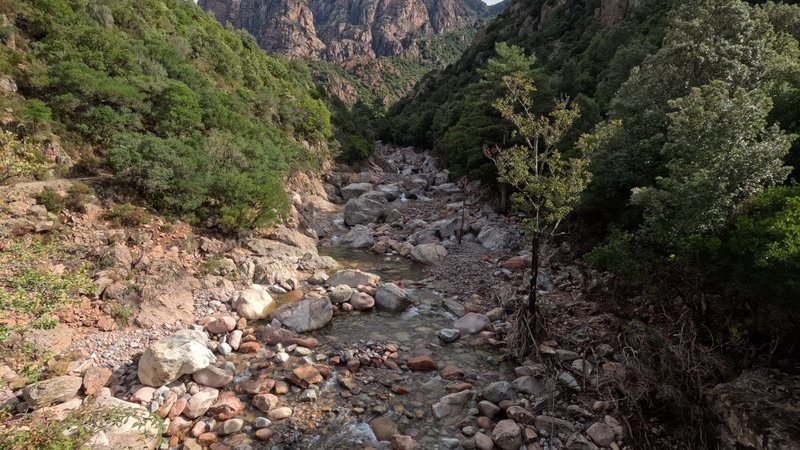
[21,376,82,407]
[565,432,599,450]
[586,422,615,447]
[454,313,490,334]
[220,418,244,435]
[341,182,373,200]
[374,283,410,313]
[535,415,574,434]
[344,196,385,226]
[492,419,522,450]
[349,292,375,311]
[558,372,581,391]
[192,366,233,388]
[477,225,521,252]
[329,284,354,304]
[341,225,375,249]
[327,269,380,288]
[271,297,333,333]
[437,328,461,343]
[137,330,215,387]
[482,381,515,404]
[432,390,473,422]
[410,243,447,265]
[513,376,545,396]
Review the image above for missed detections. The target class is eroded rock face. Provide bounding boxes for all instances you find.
[199,0,491,60]
[707,369,800,450]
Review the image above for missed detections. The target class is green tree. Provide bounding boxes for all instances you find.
[484,43,594,319]
[631,81,793,246]
[21,99,52,135]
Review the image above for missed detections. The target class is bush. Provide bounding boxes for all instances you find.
[65,182,95,212]
[106,203,151,227]
[33,187,65,213]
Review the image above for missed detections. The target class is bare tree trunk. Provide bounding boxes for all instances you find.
[528,231,540,314]
[458,179,468,244]
[500,184,509,212]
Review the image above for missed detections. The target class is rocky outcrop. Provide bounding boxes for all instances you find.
[199,0,491,60]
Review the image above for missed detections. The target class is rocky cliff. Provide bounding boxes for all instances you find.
[198,0,495,60]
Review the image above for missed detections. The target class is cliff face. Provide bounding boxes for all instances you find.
[198,0,493,60]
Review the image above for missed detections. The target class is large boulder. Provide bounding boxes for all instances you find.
[271,297,332,333]
[477,225,522,253]
[341,182,373,200]
[21,376,83,407]
[410,243,447,265]
[340,225,375,249]
[375,283,410,313]
[453,313,490,335]
[433,217,464,239]
[344,196,385,226]
[492,419,522,450]
[327,269,380,288]
[233,285,275,320]
[137,330,215,387]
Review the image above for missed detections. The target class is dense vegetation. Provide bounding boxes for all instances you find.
[0,0,331,230]
[388,0,800,445]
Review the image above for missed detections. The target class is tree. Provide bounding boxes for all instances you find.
[484,43,595,319]
[0,131,47,184]
[632,82,793,246]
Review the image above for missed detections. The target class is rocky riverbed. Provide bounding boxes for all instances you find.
[0,146,667,449]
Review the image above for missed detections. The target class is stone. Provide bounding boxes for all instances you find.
[308,271,328,285]
[253,417,271,429]
[586,423,615,447]
[299,388,317,402]
[454,313,490,334]
[571,359,593,376]
[565,433,599,450]
[271,297,332,333]
[166,416,192,436]
[329,284,354,304]
[238,341,261,353]
[207,391,245,421]
[375,283,410,313]
[534,415,574,434]
[83,366,113,396]
[344,196,385,226]
[255,428,274,441]
[327,269,380,287]
[198,433,217,446]
[486,307,504,321]
[482,381,515,404]
[513,376,545,396]
[506,406,535,425]
[370,416,399,441]
[267,406,292,420]
[410,243,448,265]
[478,401,501,419]
[341,182,373,200]
[390,434,417,450]
[408,355,437,371]
[492,419,522,450]
[206,316,237,334]
[503,256,527,270]
[220,418,244,435]
[437,328,461,343]
[349,292,375,310]
[441,366,465,380]
[341,225,375,249]
[233,287,275,320]
[193,366,234,388]
[252,393,280,413]
[137,329,215,387]
[185,389,220,419]
[558,372,580,391]
[132,387,156,403]
[474,432,494,450]
[432,390,472,421]
[229,330,243,350]
[289,364,323,387]
[21,376,82,407]
[477,226,521,252]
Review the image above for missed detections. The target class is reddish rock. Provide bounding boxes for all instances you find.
[238,341,261,354]
[289,364,322,388]
[168,398,187,419]
[237,379,275,395]
[198,432,217,446]
[503,256,527,269]
[255,428,274,441]
[407,355,436,372]
[385,360,399,370]
[390,434,417,450]
[441,366,465,380]
[284,289,304,302]
[292,337,319,348]
[346,359,361,371]
[274,381,289,395]
[475,416,493,430]
[82,366,113,396]
[207,391,245,421]
[446,382,473,393]
[315,364,331,378]
[391,385,412,395]
[329,355,341,365]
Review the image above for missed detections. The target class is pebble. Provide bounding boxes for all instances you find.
[220,418,244,435]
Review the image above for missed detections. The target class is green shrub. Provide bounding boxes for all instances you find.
[33,187,65,213]
[65,182,95,212]
[106,203,151,227]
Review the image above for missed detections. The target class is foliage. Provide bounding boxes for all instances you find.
[2,0,332,230]
[34,187,65,213]
[105,203,151,227]
[0,130,47,184]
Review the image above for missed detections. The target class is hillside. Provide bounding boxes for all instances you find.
[0,0,331,230]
